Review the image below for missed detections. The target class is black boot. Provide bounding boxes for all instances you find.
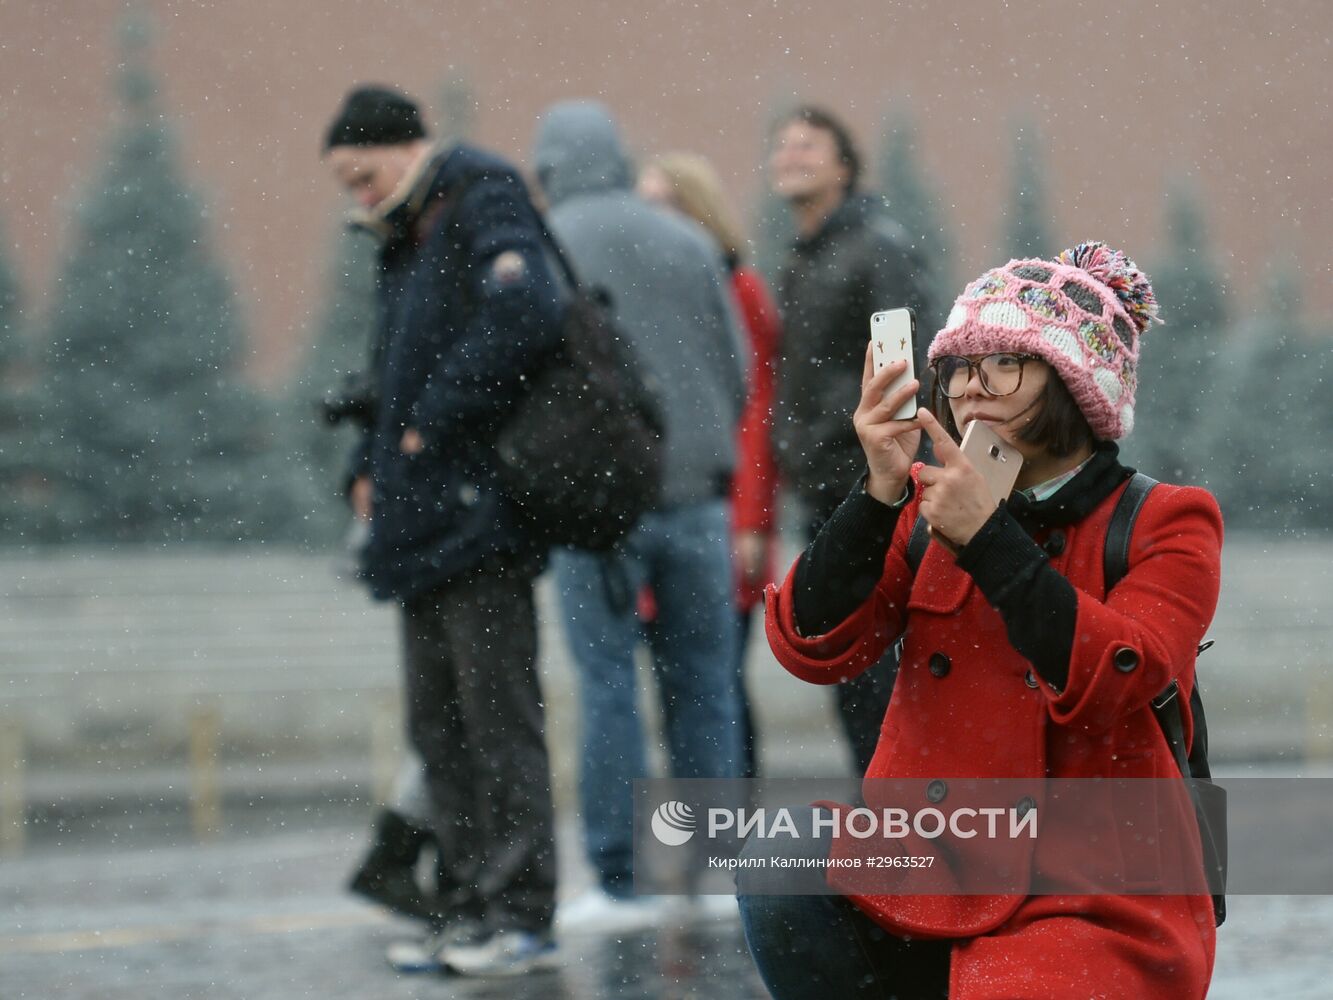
[348,809,435,922]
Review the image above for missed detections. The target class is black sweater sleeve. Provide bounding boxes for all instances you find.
[954,506,1077,691]
[792,480,908,636]
[793,484,1080,689]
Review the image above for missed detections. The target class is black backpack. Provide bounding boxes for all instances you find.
[494,267,665,551]
[1103,473,1227,925]
[438,174,665,551]
[904,472,1228,924]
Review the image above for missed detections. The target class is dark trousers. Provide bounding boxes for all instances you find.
[836,649,898,774]
[735,607,760,779]
[741,885,951,999]
[738,806,951,999]
[400,559,556,933]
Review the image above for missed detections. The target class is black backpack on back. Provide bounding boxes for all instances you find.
[904,472,1228,924]
[494,271,665,551]
[1102,473,1228,925]
[438,173,665,552]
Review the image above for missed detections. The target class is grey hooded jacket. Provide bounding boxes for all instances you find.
[533,101,747,508]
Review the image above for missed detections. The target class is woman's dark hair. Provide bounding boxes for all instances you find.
[930,363,1097,458]
[772,105,862,192]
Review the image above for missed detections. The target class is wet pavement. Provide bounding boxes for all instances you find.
[1,805,768,999]
[3,802,1333,998]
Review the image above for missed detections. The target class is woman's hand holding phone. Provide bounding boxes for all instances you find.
[854,342,921,506]
[914,408,1002,551]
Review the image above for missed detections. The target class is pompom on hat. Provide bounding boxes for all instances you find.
[927,241,1160,440]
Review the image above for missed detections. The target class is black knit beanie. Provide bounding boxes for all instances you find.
[324,86,427,151]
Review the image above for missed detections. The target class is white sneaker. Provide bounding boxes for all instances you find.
[441,930,558,977]
[691,892,740,921]
[655,892,739,924]
[385,920,485,974]
[554,887,669,935]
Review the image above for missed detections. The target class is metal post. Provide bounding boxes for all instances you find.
[188,702,223,840]
[0,715,25,854]
[1307,677,1333,761]
[370,692,400,806]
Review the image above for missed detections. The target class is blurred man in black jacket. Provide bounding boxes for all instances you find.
[769,105,933,773]
[324,85,561,977]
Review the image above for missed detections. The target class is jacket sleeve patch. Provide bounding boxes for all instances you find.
[484,250,530,292]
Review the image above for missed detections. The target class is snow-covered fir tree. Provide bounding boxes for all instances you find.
[1124,178,1229,484]
[877,110,952,332]
[0,219,45,545]
[42,16,297,544]
[1002,121,1052,260]
[1206,261,1321,533]
[287,225,379,546]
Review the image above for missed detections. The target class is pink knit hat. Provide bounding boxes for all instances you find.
[927,241,1159,440]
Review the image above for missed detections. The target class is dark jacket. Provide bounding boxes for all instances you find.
[774,194,932,517]
[351,143,563,600]
[532,101,747,507]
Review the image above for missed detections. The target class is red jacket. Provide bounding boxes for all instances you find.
[729,266,781,610]
[764,468,1223,999]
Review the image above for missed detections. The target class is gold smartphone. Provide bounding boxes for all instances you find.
[959,420,1023,505]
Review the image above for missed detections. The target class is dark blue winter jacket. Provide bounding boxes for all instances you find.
[351,143,563,600]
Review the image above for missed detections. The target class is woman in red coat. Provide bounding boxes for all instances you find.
[639,153,782,778]
[743,243,1221,998]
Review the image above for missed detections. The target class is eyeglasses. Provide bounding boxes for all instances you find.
[929,354,1041,399]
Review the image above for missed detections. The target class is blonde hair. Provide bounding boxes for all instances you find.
[649,153,747,263]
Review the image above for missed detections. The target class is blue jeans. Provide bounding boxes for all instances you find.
[737,807,951,999]
[554,499,742,895]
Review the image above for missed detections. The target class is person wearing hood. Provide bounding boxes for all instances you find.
[322,85,561,977]
[532,101,749,925]
[768,105,935,776]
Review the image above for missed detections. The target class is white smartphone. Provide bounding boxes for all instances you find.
[870,308,918,420]
[959,420,1024,506]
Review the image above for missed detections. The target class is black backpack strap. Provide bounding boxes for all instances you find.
[531,211,583,293]
[890,507,932,663]
[1104,475,1191,747]
[1103,474,1191,762]
[905,510,930,575]
[1151,680,1191,776]
[1104,471,1227,921]
[1103,472,1158,591]
[432,167,585,295]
